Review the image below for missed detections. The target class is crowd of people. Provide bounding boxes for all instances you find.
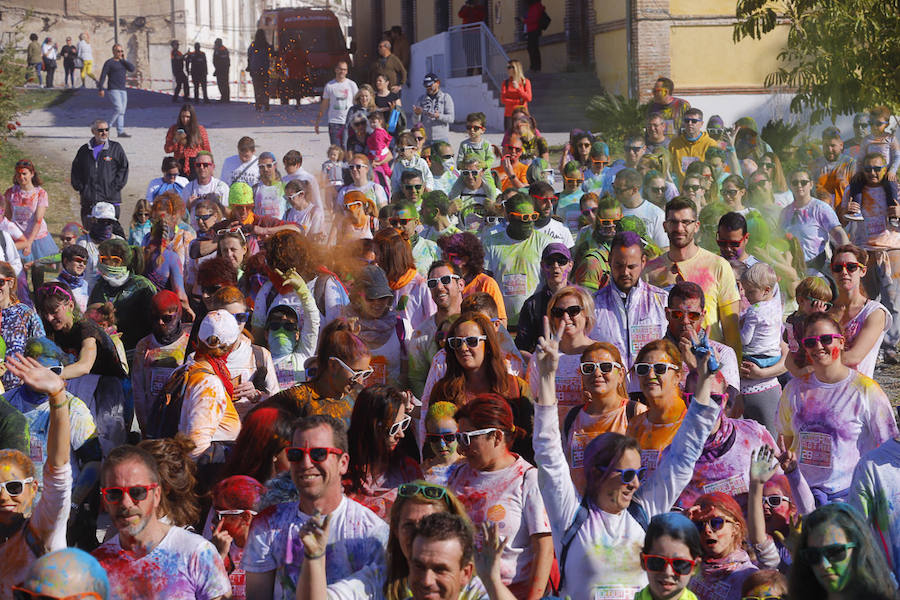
[2,61,900,600]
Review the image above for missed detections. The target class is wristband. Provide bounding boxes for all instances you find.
[304,548,326,560]
[49,392,67,409]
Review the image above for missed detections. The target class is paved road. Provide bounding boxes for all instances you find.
[18,88,568,224]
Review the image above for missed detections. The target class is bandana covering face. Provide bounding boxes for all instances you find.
[151,290,184,346]
[90,220,114,242]
[98,263,129,287]
[268,329,296,359]
[58,268,84,289]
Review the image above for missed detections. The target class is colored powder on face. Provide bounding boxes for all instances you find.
[831,346,841,360]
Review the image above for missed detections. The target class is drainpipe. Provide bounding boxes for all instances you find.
[626,0,635,99]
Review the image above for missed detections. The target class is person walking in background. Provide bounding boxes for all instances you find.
[77,33,97,87]
[501,60,532,132]
[370,39,406,93]
[523,0,548,72]
[98,44,135,138]
[26,33,42,86]
[71,119,129,222]
[60,36,79,88]
[247,29,272,112]
[188,42,210,104]
[213,38,231,103]
[412,73,454,143]
[315,61,358,146]
[170,40,190,103]
[41,37,58,89]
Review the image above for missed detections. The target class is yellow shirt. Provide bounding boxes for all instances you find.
[669,132,718,181]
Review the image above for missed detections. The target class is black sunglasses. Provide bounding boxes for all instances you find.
[550,305,582,319]
[800,543,856,565]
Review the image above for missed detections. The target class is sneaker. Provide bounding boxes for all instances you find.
[883,347,900,365]
[844,212,864,221]
[118,132,132,138]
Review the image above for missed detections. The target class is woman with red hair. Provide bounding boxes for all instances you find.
[372,227,435,330]
[686,492,758,599]
[447,394,553,600]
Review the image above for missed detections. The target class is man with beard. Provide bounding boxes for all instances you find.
[591,232,668,383]
[644,197,742,357]
[408,260,465,398]
[515,243,573,355]
[614,168,667,249]
[88,238,156,357]
[716,212,757,267]
[483,193,553,329]
[531,181,574,247]
[572,195,622,292]
[93,445,230,599]
[243,415,388,600]
[131,290,190,432]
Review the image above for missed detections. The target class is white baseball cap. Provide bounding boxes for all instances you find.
[89,202,116,221]
[198,309,241,347]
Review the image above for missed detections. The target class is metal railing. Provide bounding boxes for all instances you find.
[447,22,508,97]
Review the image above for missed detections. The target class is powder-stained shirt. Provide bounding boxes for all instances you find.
[778,199,841,263]
[483,229,553,327]
[643,246,740,337]
[131,329,190,428]
[347,457,423,520]
[526,352,589,429]
[94,526,230,600]
[448,456,551,587]
[850,438,900,585]
[178,357,241,458]
[242,496,389,600]
[627,405,687,472]
[254,181,287,220]
[840,299,891,379]
[778,370,898,495]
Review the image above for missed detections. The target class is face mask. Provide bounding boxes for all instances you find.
[98,263,129,287]
[268,329,296,358]
[90,221,113,242]
[58,269,83,288]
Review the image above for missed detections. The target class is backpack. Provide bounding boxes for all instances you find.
[146,362,212,439]
[539,8,552,31]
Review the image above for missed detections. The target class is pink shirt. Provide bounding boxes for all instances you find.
[3,185,49,240]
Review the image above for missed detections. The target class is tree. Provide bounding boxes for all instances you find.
[585,91,647,155]
[0,31,26,140]
[733,0,900,123]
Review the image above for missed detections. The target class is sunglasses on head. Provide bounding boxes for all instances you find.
[455,427,499,446]
[12,589,102,600]
[831,261,863,274]
[389,415,412,437]
[398,482,450,503]
[800,542,856,565]
[427,274,460,288]
[633,362,679,376]
[550,305,582,319]
[286,446,344,463]
[101,483,158,504]
[426,432,456,444]
[446,335,486,350]
[694,516,731,531]
[763,494,791,508]
[508,211,539,222]
[640,553,697,575]
[801,333,843,348]
[0,477,34,496]
[580,361,621,375]
[666,308,702,322]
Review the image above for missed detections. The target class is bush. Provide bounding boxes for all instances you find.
[585,91,648,154]
[0,31,27,140]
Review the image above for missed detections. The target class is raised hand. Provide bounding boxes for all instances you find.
[749,446,779,486]
[534,315,564,378]
[276,267,307,293]
[211,518,233,558]
[299,510,331,559]
[473,522,509,584]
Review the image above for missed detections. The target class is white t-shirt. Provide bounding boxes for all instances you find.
[323,78,359,124]
[448,456,551,586]
[326,563,488,600]
[94,526,231,600]
[242,497,389,600]
[283,167,324,210]
[536,218,575,247]
[146,175,190,202]
[181,177,231,208]
[221,154,259,187]
[850,438,900,585]
[622,200,668,248]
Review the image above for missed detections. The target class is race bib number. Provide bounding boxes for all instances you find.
[591,585,642,600]
[681,156,700,173]
[571,431,591,469]
[275,364,298,390]
[502,273,528,297]
[556,375,583,407]
[640,449,660,471]
[366,356,388,387]
[703,473,748,497]
[229,570,246,600]
[663,119,676,136]
[630,323,661,358]
[150,368,175,400]
[799,431,833,468]
[566,211,580,233]
[30,441,43,465]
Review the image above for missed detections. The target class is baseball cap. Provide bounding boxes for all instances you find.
[228,182,254,206]
[542,243,572,263]
[357,265,394,300]
[89,202,116,221]
[707,115,725,129]
[423,73,439,87]
[198,309,241,347]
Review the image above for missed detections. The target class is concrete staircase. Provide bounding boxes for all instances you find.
[525,70,606,133]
